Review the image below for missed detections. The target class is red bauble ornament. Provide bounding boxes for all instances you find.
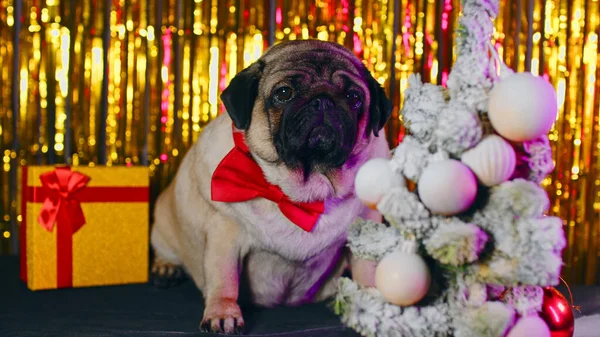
[539,287,575,337]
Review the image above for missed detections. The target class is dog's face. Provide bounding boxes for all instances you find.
[221,40,392,184]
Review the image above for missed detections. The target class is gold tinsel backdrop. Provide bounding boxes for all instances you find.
[0,0,599,284]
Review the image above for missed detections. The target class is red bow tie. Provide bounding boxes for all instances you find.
[211,126,325,232]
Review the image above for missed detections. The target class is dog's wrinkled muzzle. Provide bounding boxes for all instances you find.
[275,95,356,177]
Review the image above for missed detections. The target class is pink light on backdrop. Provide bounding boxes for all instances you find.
[440,0,453,86]
[219,62,228,92]
[441,72,449,86]
[276,7,282,26]
[353,33,363,55]
[160,30,173,128]
[442,0,452,31]
[341,0,349,32]
[159,30,173,162]
[402,1,412,56]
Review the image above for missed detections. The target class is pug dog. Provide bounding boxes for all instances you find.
[150,39,392,334]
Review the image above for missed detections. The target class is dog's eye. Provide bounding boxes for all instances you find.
[346,91,362,109]
[274,87,293,102]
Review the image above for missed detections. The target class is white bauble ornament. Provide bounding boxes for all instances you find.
[506,315,551,337]
[375,251,431,306]
[488,72,558,142]
[417,159,478,215]
[355,158,405,209]
[461,135,516,186]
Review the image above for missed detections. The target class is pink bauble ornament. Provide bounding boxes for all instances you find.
[355,158,405,209]
[375,251,431,306]
[461,135,516,186]
[488,72,558,142]
[506,315,551,337]
[417,159,478,215]
[351,256,378,288]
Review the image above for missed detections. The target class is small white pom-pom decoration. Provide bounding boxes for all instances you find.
[488,72,558,142]
[355,158,405,209]
[375,251,431,306]
[417,159,478,215]
[461,135,516,186]
[506,315,551,337]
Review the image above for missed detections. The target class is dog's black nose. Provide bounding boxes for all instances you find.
[311,96,335,112]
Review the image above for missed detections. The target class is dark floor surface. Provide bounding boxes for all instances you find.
[1,257,361,337]
[1,256,598,337]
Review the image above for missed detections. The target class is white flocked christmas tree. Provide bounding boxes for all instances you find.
[334,0,567,336]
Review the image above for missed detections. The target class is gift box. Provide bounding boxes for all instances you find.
[20,166,149,290]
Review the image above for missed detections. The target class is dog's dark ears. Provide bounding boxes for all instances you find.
[220,60,265,130]
[365,69,393,137]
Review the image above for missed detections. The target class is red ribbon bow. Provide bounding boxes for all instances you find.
[32,167,91,288]
[38,167,90,233]
[211,126,325,232]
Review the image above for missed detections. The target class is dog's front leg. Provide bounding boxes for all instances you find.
[198,215,244,334]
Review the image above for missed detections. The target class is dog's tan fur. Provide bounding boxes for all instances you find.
[150,40,391,334]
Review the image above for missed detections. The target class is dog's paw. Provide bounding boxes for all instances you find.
[200,298,245,334]
[150,258,187,288]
